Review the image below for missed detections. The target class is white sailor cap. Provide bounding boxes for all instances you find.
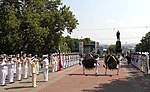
[28,54,32,57]
[34,55,38,58]
[43,55,48,57]
[95,57,99,61]
[12,55,15,57]
[23,54,27,57]
[16,54,20,57]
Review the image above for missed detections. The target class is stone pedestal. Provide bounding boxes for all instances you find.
[116,41,122,53]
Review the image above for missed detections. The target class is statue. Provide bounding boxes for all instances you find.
[116,30,120,41]
[116,30,122,53]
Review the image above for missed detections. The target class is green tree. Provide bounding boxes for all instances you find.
[59,36,70,53]
[81,38,91,43]
[135,32,150,52]
[0,0,21,54]
[0,0,79,54]
[19,0,49,54]
[135,43,142,52]
[108,45,116,54]
[40,0,79,54]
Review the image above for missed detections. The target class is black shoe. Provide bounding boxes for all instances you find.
[103,65,105,68]
[10,82,15,84]
[95,73,98,76]
[1,84,7,86]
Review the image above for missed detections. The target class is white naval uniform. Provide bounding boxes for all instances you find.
[31,61,37,87]
[62,55,66,69]
[35,59,40,75]
[51,56,56,73]
[65,56,68,68]
[7,60,14,83]
[16,59,22,81]
[54,56,58,72]
[28,58,32,77]
[12,57,17,74]
[95,57,100,75]
[0,61,7,85]
[4,58,8,76]
[43,58,49,81]
[23,58,28,79]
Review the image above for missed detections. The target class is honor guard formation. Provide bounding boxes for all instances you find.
[0,53,80,87]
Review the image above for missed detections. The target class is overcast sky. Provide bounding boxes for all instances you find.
[62,0,150,45]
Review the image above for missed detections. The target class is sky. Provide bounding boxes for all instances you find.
[62,0,150,45]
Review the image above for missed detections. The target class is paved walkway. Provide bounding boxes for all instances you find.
[0,60,150,92]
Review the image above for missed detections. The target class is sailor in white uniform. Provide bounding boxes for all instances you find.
[28,54,32,77]
[95,57,100,76]
[51,54,56,73]
[55,54,59,72]
[16,54,22,81]
[0,55,7,86]
[7,56,15,83]
[3,54,8,79]
[43,55,49,81]
[12,55,17,77]
[21,54,28,79]
[90,54,100,76]
[30,58,37,87]
[34,55,40,75]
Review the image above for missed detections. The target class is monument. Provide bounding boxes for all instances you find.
[115,30,122,53]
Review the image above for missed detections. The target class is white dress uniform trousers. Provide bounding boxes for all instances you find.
[16,59,22,81]
[0,61,7,85]
[13,60,17,74]
[36,60,40,75]
[43,58,49,81]
[28,58,32,77]
[31,61,37,87]
[24,61,28,79]
[7,61,14,83]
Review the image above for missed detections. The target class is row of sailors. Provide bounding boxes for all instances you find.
[0,54,49,86]
[0,53,80,86]
[50,53,80,72]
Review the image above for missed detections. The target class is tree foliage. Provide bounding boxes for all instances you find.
[108,45,116,54]
[135,32,150,52]
[59,36,93,53]
[0,0,78,55]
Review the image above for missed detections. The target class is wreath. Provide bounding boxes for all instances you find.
[104,55,118,69]
[82,53,98,70]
